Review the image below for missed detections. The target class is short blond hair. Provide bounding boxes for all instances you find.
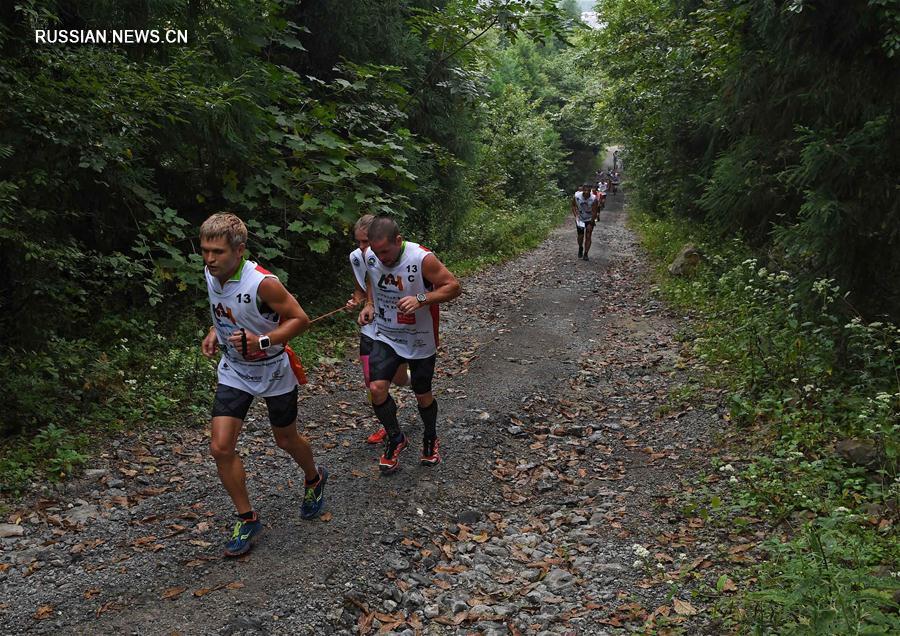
[353,214,375,235]
[200,213,247,249]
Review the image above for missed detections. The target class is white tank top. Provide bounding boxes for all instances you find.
[366,241,439,359]
[574,191,597,222]
[205,259,297,397]
[349,248,377,339]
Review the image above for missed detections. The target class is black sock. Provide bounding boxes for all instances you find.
[305,471,320,487]
[373,395,401,438]
[418,399,438,441]
[238,510,255,521]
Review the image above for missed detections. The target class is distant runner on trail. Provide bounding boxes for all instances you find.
[572,183,599,261]
[357,216,461,474]
[345,214,411,445]
[200,213,327,557]
[610,171,621,196]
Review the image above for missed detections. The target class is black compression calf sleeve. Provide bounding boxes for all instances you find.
[373,395,401,438]
[418,399,438,441]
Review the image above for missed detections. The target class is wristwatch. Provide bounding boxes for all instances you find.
[416,293,427,306]
[258,334,271,351]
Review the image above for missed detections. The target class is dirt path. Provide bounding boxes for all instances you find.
[2,182,728,635]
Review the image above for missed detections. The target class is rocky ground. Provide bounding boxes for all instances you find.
[1,188,744,635]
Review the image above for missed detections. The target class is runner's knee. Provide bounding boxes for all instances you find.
[409,355,436,394]
[411,377,432,395]
[272,427,300,450]
[369,381,390,402]
[210,440,236,461]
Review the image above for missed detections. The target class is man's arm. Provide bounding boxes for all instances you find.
[358,277,376,326]
[347,278,367,308]
[227,277,309,353]
[396,253,461,313]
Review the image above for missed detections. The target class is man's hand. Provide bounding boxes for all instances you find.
[358,303,375,326]
[202,328,219,358]
[227,329,262,356]
[397,295,423,314]
[346,296,361,309]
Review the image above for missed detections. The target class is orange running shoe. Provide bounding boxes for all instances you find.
[420,438,441,466]
[379,433,408,474]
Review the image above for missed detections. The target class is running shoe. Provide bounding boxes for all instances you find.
[379,433,409,474]
[421,438,441,466]
[300,465,328,520]
[223,515,263,557]
[583,254,590,261]
[366,427,387,444]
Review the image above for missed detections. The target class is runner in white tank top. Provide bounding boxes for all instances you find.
[205,258,297,397]
[358,216,461,473]
[366,240,440,359]
[571,183,599,261]
[199,213,327,557]
[344,215,410,445]
[349,247,378,341]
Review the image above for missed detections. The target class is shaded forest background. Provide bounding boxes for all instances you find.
[1,1,898,631]
[0,0,599,448]
[591,2,899,632]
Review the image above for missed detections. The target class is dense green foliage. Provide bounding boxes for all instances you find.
[636,213,899,632]
[593,1,900,631]
[0,1,593,489]
[595,0,900,318]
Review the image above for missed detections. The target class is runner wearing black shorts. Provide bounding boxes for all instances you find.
[200,213,327,558]
[572,183,600,261]
[347,214,410,444]
[358,216,462,474]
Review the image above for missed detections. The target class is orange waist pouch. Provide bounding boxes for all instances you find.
[285,345,308,385]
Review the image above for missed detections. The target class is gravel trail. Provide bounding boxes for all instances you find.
[2,185,729,635]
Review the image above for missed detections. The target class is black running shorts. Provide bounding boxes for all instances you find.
[359,333,375,356]
[211,384,298,428]
[368,339,436,395]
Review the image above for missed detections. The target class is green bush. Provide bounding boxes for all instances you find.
[633,210,899,635]
[0,317,214,493]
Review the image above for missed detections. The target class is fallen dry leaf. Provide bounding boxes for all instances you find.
[320,512,333,522]
[728,543,754,554]
[33,605,54,620]
[162,587,186,600]
[673,598,698,616]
